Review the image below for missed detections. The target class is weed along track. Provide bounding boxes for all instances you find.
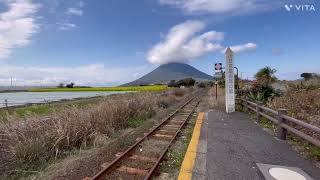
[86,97,200,180]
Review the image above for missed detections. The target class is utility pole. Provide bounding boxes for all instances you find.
[214,63,223,101]
[10,77,13,90]
[215,80,218,100]
[234,67,239,90]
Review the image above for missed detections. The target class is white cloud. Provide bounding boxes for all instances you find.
[57,22,77,30]
[221,43,257,53]
[147,20,256,64]
[56,1,85,30]
[0,0,40,59]
[0,64,153,86]
[158,0,275,15]
[147,20,224,64]
[227,43,257,53]
[67,8,83,16]
[66,1,84,16]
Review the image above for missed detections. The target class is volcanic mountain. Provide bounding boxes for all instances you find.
[123,63,212,86]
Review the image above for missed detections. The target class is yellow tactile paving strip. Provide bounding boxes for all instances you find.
[178,112,205,180]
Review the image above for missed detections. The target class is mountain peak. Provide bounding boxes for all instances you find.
[123,63,212,86]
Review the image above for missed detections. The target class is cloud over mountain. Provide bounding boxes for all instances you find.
[147,20,257,65]
[147,20,224,64]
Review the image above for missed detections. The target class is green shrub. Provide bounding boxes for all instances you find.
[197,82,206,88]
[218,79,225,88]
[168,78,196,87]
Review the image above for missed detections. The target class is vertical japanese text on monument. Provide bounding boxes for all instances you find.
[225,48,235,113]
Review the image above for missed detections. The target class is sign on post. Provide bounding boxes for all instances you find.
[215,63,222,71]
[225,47,235,113]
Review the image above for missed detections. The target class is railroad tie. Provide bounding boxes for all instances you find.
[153,134,173,138]
[115,153,158,162]
[116,166,149,176]
[169,121,185,125]
[157,129,177,135]
[165,124,180,128]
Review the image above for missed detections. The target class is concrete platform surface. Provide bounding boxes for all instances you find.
[203,110,320,180]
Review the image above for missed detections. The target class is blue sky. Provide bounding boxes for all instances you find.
[0,0,319,86]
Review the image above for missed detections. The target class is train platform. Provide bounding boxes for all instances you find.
[178,110,320,180]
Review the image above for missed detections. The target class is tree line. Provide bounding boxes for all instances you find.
[300,73,319,81]
[168,78,196,87]
[57,83,75,88]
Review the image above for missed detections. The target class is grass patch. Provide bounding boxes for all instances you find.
[160,149,186,173]
[159,112,197,176]
[6,169,41,180]
[14,105,53,117]
[253,113,320,162]
[0,97,108,122]
[288,135,320,161]
[259,117,276,130]
[118,138,135,150]
[29,85,168,92]
[128,112,155,128]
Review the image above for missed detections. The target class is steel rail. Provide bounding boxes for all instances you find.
[90,96,198,180]
[144,99,199,179]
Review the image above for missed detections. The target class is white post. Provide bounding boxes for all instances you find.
[225,47,235,113]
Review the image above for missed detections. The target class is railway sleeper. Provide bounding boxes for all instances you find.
[116,165,149,176]
[155,130,176,136]
[151,135,172,141]
[115,153,158,162]
[168,120,185,125]
[158,129,177,133]
[163,124,180,128]
[153,133,173,138]
[177,112,192,115]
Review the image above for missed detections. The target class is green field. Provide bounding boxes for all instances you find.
[29,85,168,92]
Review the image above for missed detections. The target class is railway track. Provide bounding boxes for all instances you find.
[87,96,200,180]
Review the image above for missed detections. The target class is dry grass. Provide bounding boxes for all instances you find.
[208,87,225,110]
[157,88,187,108]
[170,88,186,97]
[268,89,320,127]
[267,89,320,161]
[268,89,320,141]
[0,91,187,176]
